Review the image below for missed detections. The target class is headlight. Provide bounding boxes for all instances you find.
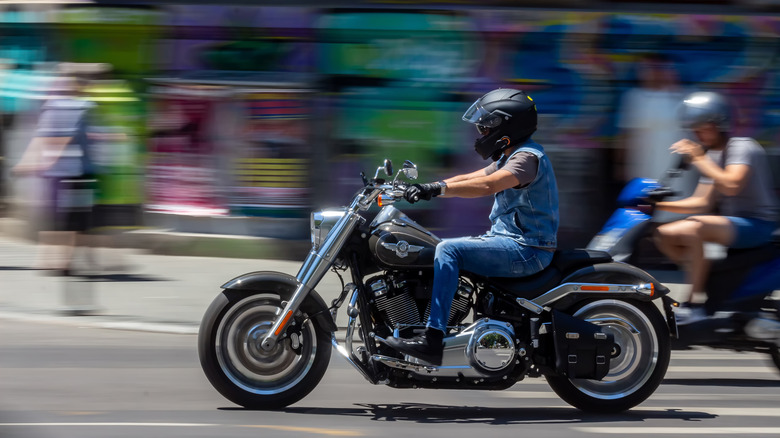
[310,208,347,250]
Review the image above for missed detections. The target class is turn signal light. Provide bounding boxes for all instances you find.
[635,283,655,297]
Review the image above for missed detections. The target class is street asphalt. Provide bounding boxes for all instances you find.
[0,234,688,334]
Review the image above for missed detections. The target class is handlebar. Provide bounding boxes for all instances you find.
[356,159,419,209]
[645,187,677,202]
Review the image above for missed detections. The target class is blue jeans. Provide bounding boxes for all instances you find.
[725,216,777,249]
[427,235,554,332]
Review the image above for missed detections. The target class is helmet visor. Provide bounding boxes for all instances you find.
[462,101,505,130]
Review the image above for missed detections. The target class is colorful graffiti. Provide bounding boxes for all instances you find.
[3,5,780,242]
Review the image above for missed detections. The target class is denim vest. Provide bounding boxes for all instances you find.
[486,140,559,249]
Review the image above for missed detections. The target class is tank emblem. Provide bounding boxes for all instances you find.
[381,240,423,258]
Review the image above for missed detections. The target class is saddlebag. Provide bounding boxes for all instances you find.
[551,310,614,380]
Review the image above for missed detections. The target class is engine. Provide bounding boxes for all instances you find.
[366,273,473,331]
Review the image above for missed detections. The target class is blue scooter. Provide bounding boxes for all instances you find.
[588,166,780,372]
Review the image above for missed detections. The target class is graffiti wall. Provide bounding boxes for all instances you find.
[3,5,780,242]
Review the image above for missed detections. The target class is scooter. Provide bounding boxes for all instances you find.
[587,165,780,373]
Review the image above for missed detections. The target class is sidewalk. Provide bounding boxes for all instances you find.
[0,235,348,333]
[0,234,688,334]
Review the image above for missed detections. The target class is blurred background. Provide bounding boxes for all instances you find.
[3,0,780,258]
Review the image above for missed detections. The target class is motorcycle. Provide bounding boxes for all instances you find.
[587,167,780,372]
[199,159,676,413]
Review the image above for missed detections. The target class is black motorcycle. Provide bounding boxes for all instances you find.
[198,159,677,413]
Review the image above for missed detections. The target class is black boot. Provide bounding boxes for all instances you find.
[385,327,444,366]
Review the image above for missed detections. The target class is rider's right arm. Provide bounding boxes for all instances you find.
[655,182,715,214]
[443,166,491,185]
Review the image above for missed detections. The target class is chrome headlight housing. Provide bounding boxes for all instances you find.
[310,208,348,251]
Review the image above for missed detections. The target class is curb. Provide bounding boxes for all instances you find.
[0,217,311,260]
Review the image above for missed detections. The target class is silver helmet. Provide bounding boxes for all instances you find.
[678,91,731,132]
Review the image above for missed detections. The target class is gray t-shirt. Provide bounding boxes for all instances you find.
[485,151,538,188]
[701,137,778,223]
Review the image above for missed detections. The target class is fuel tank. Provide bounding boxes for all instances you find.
[369,206,440,269]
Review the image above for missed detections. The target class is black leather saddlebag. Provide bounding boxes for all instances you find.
[552,310,614,380]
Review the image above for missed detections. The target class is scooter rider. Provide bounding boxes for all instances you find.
[386,88,560,365]
[653,91,779,323]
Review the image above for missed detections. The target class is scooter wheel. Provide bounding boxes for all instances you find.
[770,346,780,377]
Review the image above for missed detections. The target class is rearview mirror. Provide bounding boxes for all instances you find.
[401,160,418,180]
[383,159,393,177]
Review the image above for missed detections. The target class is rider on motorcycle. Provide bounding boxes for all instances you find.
[653,91,779,323]
[386,88,560,365]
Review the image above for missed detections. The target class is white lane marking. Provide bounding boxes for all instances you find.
[631,407,780,417]
[574,427,780,435]
[0,423,218,427]
[0,311,198,335]
[672,354,767,360]
[0,423,363,436]
[667,366,775,373]
[95,321,198,334]
[495,392,780,401]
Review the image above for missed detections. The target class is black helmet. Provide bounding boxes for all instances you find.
[678,91,731,132]
[462,88,537,161]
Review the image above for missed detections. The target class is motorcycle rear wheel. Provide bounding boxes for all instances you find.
[546,298,670,413]
[198,290,331,409]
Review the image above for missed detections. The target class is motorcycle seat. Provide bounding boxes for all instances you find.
[488,249,613,299]
[551,249,612,273]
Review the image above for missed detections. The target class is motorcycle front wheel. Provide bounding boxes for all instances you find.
[198,290,331,409]
[546,298,671,413]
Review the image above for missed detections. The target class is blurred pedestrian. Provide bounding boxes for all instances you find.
[616,53,691,186]
[11,68,97,275]
[653,91,779,323]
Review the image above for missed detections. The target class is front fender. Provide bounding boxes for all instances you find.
[221,271,337,333]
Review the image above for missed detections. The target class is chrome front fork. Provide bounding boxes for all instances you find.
[260,209,363,351]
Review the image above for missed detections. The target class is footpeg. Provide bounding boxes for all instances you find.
[371,354,438,373]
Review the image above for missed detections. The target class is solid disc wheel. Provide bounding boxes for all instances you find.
[546,299,670,413]
[198,291,331,409]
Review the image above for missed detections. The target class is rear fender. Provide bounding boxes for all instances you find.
[540,262,676,337]
[561,263,669,297]
[221,271,337,333]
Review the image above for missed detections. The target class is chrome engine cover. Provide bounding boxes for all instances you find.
[406,318,517,379]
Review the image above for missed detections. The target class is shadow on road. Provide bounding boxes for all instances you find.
[272,403,717,425]
[75,273,171,282]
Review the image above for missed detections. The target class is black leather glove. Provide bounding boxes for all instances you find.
[404,182,444,204]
